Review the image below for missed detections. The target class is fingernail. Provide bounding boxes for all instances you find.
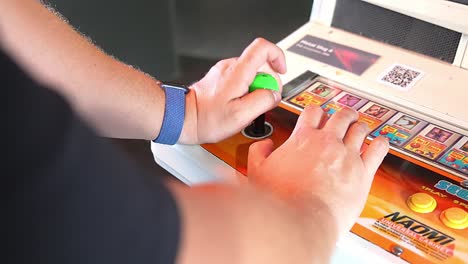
[381,136,390,148]
[358,121,369,131]
[364,125,371,135]
[273,91,281,102]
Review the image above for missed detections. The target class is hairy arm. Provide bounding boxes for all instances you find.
[0,0,283,145]
[0,0,170,140]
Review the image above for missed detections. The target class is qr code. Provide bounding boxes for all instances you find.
[378,64,424,90]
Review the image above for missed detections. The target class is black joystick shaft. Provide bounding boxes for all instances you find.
[244,114,271,138]
[252,114,266,136]
[242,73,278,139]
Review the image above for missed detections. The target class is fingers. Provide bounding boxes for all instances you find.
[343,122,369,151]
[361,136,389,175]
[291,106,324,136]
[360,142,369,155]
[229,88,281,128]
[239,38,287,74]
[195,58,238,91]
[323,108,359,140]
[233,38,286,91]
[248,138,275,170]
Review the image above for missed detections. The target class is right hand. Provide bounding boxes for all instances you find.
[248,106,389,237]
[178,38,286,145]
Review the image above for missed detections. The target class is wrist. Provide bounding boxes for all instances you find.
[178,86,198,144]
[294,195,339,264]
[253,184,338,264]
[250,178,338,261]
[153,82,190,144]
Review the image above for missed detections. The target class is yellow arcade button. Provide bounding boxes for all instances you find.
[406,192,437,213]
[440,207,468,230]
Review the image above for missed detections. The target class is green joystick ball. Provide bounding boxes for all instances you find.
[242,73,277,139]
[249,73,280,93]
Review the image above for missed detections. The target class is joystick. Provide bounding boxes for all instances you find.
[242,73,279,139]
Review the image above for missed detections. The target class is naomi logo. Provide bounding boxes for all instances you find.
[383,212,455,246]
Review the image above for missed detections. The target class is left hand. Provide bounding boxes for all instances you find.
[178,38,287,144]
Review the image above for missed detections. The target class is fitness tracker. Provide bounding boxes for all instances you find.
[153,82,190,145]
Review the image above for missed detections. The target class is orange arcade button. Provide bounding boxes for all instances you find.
[440,207,468,230]
[406,193,437,213]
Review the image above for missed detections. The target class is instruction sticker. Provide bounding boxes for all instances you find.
[404,124,462,160]
[321,91,369,115]
[287,81,341,109]
[438,136,468,174]
[288,35,380,75]
[358,102,397,131]
[371,112,428,147]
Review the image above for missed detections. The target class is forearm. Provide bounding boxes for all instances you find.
[0,0,165,139]
[169,182,338,264]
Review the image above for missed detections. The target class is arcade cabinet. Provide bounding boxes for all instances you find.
[152,1,468,263]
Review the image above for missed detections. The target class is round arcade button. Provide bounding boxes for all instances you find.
[440,207,468,230]
[406,193,437,213]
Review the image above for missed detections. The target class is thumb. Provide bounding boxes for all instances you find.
[248,139,275,172]
[230,89,281,129]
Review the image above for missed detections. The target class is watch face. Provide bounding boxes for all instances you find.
[161,82,190,94]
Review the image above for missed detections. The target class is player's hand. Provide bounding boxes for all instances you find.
[178,38,286,144]
[248,106,389,237]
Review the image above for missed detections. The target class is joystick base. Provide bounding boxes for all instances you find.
[242,122,273,139]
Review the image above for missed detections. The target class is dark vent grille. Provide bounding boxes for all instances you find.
[331,0,462,63]
[447,0,468,5]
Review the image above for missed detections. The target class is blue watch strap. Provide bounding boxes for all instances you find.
[153,83,188,145]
